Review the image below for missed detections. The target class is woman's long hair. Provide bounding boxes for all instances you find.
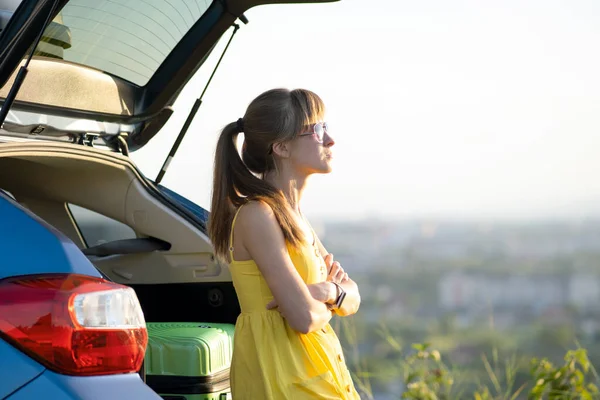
[208,88,325,262]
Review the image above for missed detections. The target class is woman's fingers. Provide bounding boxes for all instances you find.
[325,253,334,275]
[325,254,351,283]
[334,262,345,280]
[266,299,278,309]
[326,260,346,283]
[325,254,335,278]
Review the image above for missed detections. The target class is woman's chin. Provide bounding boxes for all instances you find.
[305,160,334,175]
[320,164,334,174]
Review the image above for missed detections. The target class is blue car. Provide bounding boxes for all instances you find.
[0,0,334,398]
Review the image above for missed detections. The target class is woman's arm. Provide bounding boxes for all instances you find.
[315,236,361,317]
[237,202,333,334]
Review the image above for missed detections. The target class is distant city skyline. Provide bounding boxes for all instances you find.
[132,0,600,222]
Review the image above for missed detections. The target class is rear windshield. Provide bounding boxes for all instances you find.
[37,0,213,86]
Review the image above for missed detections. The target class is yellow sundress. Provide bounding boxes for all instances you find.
[228,207,361,399]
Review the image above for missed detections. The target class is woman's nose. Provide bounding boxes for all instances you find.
[324,133,335,147]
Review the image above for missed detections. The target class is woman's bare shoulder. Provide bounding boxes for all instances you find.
[235,201,291,272]
[236,200,280,237]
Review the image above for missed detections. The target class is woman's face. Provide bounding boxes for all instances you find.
[288,121,336,175]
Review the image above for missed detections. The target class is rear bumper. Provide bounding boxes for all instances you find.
[7,369,161,400]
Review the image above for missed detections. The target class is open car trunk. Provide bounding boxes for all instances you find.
[0,0,339,151]
[0,141,240,324]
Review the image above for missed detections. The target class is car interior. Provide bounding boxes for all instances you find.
[0,141,241,325]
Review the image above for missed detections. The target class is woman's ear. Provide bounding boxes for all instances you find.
[271,141,291,159]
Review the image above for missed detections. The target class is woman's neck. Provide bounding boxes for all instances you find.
[264,169,309,213]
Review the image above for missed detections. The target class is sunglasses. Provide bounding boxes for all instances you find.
[298,122,328,143]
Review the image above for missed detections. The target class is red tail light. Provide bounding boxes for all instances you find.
[0,274,148,376]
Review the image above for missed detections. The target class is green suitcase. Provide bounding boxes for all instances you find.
[145,322,235,400]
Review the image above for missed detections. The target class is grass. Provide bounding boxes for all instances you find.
[334,317,600,400]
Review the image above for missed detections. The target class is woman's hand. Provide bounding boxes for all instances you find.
[325,254,349,283]
[265,254,351,310]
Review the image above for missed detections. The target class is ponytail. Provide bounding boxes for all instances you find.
[208,121,305,262]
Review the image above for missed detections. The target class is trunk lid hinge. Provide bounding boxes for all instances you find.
[117,134,130,156]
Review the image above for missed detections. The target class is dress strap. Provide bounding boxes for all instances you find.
[229,205,245,262]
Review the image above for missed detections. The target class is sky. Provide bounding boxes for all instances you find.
[132,0,600,222]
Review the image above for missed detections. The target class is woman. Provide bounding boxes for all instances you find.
[208,88,361,399]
